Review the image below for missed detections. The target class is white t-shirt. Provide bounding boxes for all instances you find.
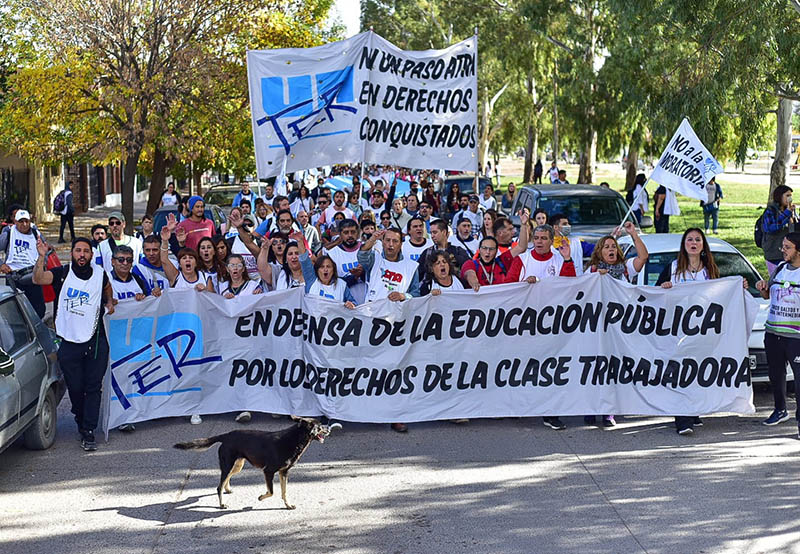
[161,192,178,206]
[431,277,465,292]
[766,263,800,336]
[479,195,497,212]
[448,234,480,258]
[96,235,143,274]
[402,238,433,263]
[4,225,37,271]
[668,259,710,284]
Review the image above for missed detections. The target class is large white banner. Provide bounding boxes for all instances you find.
[246,31,478,179]
[101,275,758,431]
[649,118,724,201]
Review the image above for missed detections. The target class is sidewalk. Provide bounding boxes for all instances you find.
[38,200,148,261]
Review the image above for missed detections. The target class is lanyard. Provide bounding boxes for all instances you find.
[479,261,495,285]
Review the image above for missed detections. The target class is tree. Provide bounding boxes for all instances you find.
[6,0,269,232]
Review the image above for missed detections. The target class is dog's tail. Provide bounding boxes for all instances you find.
[173,435,224,451]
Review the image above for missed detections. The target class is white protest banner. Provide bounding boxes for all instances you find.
[246,31,478,179]
[102,275,758,432]
[649,118,724,201]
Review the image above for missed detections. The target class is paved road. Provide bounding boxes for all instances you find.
[1,387,799,554]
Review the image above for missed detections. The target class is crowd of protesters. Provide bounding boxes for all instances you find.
[0,166,796,450]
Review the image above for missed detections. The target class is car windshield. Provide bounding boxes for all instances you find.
[537,195,629,225]
[445,177,491,196]
[153,208,214,233]
[629,250,762,297]
[205,189,238,207]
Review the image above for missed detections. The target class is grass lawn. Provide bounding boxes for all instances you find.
[493,171,769,278]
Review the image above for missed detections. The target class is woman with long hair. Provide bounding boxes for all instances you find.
[294,231,357,307]
[656,227,745,435]
[220,254,263,298]
[273,240,305,290]
[213,235,230,265]
[421,250,465,295]
[290,185,314,217]
[197,236,226,292]
[446,182,461,216]
[587,221,648,281]
[657,228,719,287]
[584,221,649,427]
[533,208,548,227]
[478,209,498,241]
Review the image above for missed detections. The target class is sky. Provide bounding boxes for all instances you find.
[333,0,361,37]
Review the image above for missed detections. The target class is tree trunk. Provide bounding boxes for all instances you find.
[532,129,539,183]
[193,167,203,197]
[552,60,559,159]
[625,146,639,190]
[146,146,167,216]
[578,129,597,184]
[122,150,141,235]
[770,96,793,200]
[524,122,534,183]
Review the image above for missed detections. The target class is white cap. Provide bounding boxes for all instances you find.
[15,209,31,221]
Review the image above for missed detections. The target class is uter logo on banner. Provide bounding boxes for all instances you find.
[255,66,357,155]
[107,313,222,410]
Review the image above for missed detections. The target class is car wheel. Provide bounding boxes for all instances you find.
[23,388,57,450]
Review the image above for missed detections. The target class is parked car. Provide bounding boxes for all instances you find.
[204,182,271,207]
[442,175,493,197]
[617,233,788,384]
[509,184,649,243]
[0,279,65,454]
[152,204,227,236]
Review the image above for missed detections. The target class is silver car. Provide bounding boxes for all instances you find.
[617,233,787,384]
[0,280,65,454]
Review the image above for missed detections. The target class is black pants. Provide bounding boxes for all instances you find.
[58,332,109,433]
[654,214,670,233]
[764,333,800,421]
[59,212,75,242]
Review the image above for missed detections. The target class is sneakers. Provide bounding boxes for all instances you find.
[762,410,791,426]
[543,417,566,430]
[603,415,616,427]
[391,423,408,433]
[81,430,97,451]
[118,423,136,433]
[235,411,251,423]
[693,416,703,427]
[190,414,202,425]
[676,426,694,436]
[449,419,469,424]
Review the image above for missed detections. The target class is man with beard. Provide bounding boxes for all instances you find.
[0,209,47,318]
[33,237,115,451]
[322,219,366,304]
[97,212,143,273]
[460,212,529,290]
[175,197,215,250]
[417,219,470,282]
[317,190,354,232]
[402,217,433,263]
[358,227,420,434]
[449,217,480,258]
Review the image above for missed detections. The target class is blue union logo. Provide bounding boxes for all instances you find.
[256,65,357,155]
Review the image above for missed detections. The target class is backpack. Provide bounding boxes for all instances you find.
[53,190,66,213]
[754,206,776,248]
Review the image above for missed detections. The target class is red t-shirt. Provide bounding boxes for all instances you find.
[176,218,215,250]
[460,250,514,286]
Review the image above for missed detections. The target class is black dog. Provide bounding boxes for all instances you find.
[174,417,340,509]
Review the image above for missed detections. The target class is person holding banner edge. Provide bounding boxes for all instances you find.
[760,185,796,276]
[755,232,800,438]
[656,228,747,435]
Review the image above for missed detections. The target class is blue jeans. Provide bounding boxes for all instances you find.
[703,206,719,232]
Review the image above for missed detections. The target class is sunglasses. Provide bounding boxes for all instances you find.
[108,220,122,226]
[381,216,391,220]
[114,256,133,263]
